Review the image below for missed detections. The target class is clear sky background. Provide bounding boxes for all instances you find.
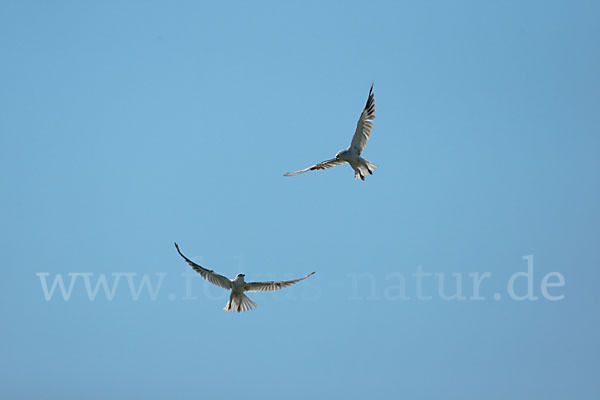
[1,1,599,399]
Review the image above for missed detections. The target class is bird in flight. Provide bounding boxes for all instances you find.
[174,243,316,312]
[284,84,377,180]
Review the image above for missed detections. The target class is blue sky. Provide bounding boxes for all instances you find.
[1,0,599,398]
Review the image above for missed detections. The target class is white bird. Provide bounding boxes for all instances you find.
[174,243,315,312]
[284,84,377,180]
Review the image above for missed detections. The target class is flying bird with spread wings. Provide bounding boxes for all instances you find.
[284,84,377,180]
[174,243,315,312]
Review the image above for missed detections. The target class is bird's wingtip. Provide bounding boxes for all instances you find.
[174,242,185,257]
[364,83,374,99]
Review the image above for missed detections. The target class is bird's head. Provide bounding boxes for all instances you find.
[336,149,348,159]
[236,273,245,279]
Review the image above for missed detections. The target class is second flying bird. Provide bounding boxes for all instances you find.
[284,84,377,180]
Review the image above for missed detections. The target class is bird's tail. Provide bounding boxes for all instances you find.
[365,160,378,173]
[354,159,378,180]
[223,293,257,312]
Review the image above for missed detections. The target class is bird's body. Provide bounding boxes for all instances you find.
[225,274,257,312]
[174,243,315,312]
[336,149,378,181]
[284,84,377,180]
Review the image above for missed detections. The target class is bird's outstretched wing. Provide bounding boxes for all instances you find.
[284,159,345,176]
[349,84,376,155]
[244,272,316,292]
[174,243,232,290]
